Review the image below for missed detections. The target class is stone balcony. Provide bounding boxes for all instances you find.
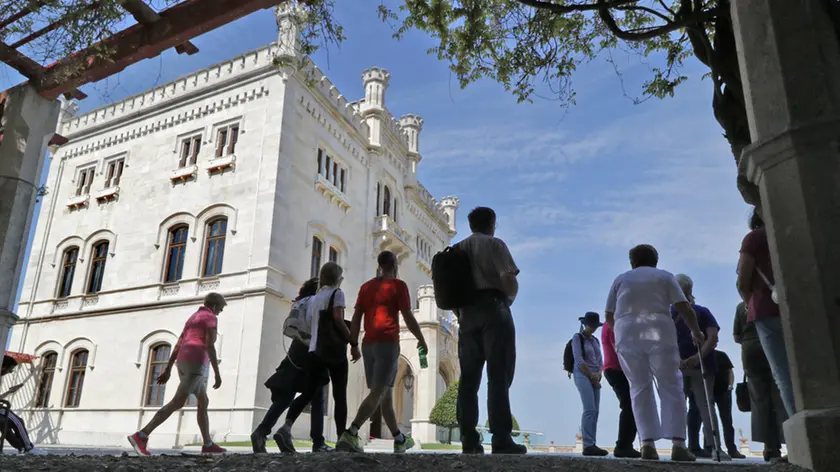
[315,174,351,211]
[373,215,411,260]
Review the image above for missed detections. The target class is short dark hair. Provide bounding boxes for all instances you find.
[319,262,343,287]
[749,207,764,230]
[297,278,320,300]
[629,244,659,268]
[468,207,496,233]
[2,355,18,373]
[377,251,397,270]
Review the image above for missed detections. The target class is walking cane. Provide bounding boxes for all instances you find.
[696,350,722,462]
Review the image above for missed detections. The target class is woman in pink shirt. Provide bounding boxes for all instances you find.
[601,323,640,458]
[128,292,227,456]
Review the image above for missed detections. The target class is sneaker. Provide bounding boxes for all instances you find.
[462,444,485,454]
[394,434,415,453]
[312,443,335,453]
[582,445,609,457]
[670,444,697,462]
[728,449,746,459]
[491,442,527,454]
[201,443,227,454]
[692,448,713,458]
[127,432,151,456]
[273,426,297,453]
[764,449,783,462]
[251,430,267,454]
[335,430,364,453]
[711,450,733,461]
[613,447,642,458]
[640,445,659,460]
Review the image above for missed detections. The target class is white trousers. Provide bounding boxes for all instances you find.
[614,313,686,441]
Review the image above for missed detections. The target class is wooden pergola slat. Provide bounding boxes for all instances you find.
[0,0,289,100]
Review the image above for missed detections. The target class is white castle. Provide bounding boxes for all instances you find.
[6,6,461,448]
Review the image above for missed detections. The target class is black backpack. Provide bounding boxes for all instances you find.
[431,243,476,310]
[563,333,586,378]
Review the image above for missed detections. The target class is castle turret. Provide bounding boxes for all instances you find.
[416,284,437,323]
[274,2,307,60]
[361,67,390,111]
[399,114,423,173]
[439,196,459,234]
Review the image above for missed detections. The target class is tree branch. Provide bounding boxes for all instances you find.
[597,0,719,41]
[516,0,639,14]
[616,5,673,23]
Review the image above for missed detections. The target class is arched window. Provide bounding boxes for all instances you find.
[376,183,382,215]
[311,237,323,278]
[144,344,171,407]
[35,352,58,408]
[58,247,79,298]
[393,197,398,222]
[203,218,227,277]
[64,349,89,408]
[329,246,339,264]
[164,226,189,283]
[87,241,109,294]
[383,186,392,218]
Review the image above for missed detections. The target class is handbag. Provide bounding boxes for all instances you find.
[736,374,751,412]
[755,267,779,305]
[314,290,350,365]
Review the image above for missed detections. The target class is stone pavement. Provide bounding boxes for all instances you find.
[0,452,809,472]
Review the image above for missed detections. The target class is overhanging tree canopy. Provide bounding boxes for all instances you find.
[364,0,766,205]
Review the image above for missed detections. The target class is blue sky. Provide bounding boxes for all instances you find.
[3,2,756,449]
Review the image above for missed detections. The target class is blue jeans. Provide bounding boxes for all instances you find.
[754,316,796,416]
[574,370,601,447]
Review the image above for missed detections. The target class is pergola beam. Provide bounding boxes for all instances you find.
[34,0,285,99]
[118,0,199,55]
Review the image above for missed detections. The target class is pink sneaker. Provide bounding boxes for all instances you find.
[128,432,150,456]
[201,443,227,454]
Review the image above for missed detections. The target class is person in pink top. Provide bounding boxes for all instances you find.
[601,322,640,458]
[128,292,227,455]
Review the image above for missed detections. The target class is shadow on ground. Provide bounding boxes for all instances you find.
[0,453,808,471]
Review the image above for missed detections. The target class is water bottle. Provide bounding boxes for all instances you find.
[418,345,428,369]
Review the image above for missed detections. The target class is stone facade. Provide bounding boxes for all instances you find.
[4,10,460,448]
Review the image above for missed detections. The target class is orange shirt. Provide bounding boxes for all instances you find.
[355,277,411,344]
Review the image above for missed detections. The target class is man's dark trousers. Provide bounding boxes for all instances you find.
[603,368,637,450]
[456,290,516,447]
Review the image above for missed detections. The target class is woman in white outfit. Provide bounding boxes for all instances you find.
[604,244,705,462]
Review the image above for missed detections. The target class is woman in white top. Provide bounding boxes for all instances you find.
[605,244,705,462]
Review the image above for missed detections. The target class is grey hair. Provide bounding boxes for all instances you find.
[675,274,695,303]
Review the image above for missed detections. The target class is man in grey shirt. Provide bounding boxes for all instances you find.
[455,207,525,455]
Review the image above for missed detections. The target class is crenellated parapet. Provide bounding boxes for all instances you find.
[296,58,370,140]
[60,43,283,137]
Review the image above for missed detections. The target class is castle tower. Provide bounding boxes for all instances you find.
[399,114,423,173]
[439,196,459,234]
[360,67,391,147]
[361,67,390,110]
[274,2,307,60]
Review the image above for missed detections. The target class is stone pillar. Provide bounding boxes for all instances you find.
[0,84,61,349]
[731,3,840,471]
[410,285,441,443]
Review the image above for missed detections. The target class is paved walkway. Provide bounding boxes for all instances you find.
[0,448,806,471]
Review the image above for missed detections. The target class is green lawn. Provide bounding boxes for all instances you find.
[420,443,461,450]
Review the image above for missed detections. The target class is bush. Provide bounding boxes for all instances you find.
[484,415,520,438]
[429,381,458,429]
[430,381,459,443]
